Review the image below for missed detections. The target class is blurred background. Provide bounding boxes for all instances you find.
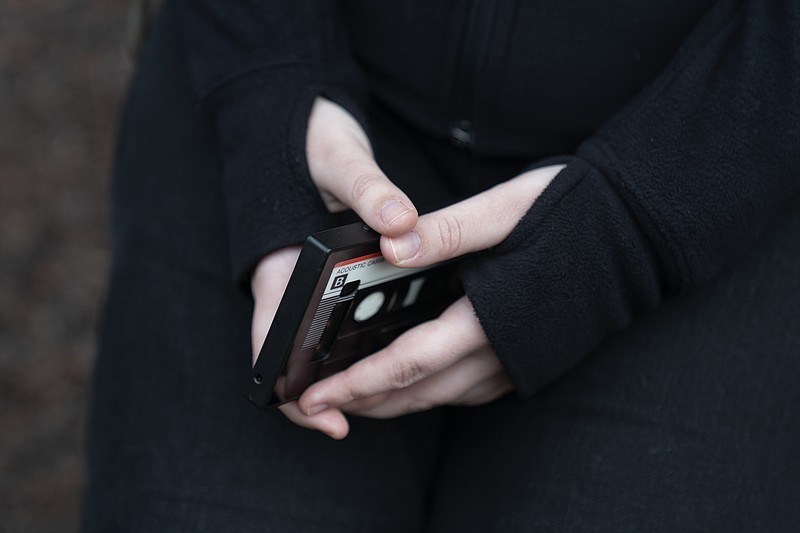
[1,1,133,530]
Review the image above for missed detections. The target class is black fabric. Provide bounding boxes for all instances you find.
[463,0,800,396]
[84,9,445,531]
[430,206,800,529]
[84,1,800,530]
[179,0,368,286]
[462,159,663,395]
[339,0,716,156]
[177,0,719,280]
[178,0,799,397]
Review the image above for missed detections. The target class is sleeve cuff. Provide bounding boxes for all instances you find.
[208,67,366,286]
[461,158,662,396]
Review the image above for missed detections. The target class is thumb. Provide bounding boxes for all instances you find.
[250,245,302,365]
[306,97,417,237]
[380,164,566,266]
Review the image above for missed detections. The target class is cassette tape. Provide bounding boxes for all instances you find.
[247,222,464,409]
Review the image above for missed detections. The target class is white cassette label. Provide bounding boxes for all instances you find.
[301,252,429,350]
[324,253,426,298]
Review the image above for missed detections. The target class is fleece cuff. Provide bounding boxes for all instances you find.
[461,158,662,397]
[209,68,366,287]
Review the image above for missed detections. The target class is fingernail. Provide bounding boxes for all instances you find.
[380,200,412,227]
[306,403,329,417]
[388,231,420,263]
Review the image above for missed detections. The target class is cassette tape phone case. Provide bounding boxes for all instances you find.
[247,222,464,408]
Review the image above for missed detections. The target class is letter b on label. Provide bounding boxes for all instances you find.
[331,274,348,291]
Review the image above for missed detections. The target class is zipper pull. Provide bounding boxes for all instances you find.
[449,119,474,148]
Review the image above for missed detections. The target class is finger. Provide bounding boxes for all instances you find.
[297,297,484,415]
[341,349,508,419]
[380,164,565,265]
[315,159,418,237]
[278,401,350,440]
[455,372,514,406]
[306,98,417,236]
[339,348,502,415]
[250,246,302,362]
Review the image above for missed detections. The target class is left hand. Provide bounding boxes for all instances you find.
[277,163,565,439]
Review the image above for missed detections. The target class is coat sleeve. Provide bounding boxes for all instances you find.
[461,0,800,396]
[177,0,366,285]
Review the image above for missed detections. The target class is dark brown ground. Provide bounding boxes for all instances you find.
[0,1,131,531]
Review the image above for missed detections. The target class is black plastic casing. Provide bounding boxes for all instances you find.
[247,222,462,409]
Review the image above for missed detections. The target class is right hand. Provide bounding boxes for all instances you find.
[251,96,424,436]
[251,96,420,355]
[304,97,419,237]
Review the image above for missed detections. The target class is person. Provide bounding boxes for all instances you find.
[84,0,800,530]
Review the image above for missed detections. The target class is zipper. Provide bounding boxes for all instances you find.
[448,0,499,149]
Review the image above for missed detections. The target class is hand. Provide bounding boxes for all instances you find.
[288,162,563,438]
[250,97,415,359]
[250,245,301,369]
[251,97,565,438]
[304,97,418,239]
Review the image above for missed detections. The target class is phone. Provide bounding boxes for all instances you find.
[247,222,463,408]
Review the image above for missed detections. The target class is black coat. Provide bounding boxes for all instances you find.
[178,0,800,396]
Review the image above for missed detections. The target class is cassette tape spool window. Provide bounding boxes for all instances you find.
[353,291,385,322]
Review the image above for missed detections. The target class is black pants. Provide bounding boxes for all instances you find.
[83,3,800,531]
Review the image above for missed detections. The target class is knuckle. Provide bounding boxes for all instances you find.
[436,214,464,256]
[389,358,428,389]
[338,369,365,403]
[349,172,382,205]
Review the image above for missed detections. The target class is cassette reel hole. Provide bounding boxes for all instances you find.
[353,291,386,322]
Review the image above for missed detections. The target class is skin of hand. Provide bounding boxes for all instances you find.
[251,97,564,439]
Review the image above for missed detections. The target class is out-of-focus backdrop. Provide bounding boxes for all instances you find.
[0,1,132,530]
